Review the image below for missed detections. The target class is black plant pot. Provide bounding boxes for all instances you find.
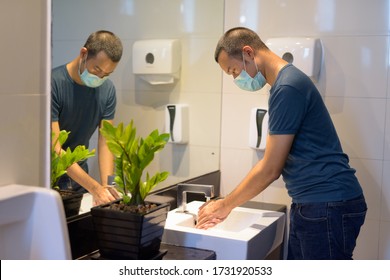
[91,199,170,260]
[59,190,83,218]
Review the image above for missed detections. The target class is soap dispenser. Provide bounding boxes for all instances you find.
[165,104,189,144]
[249,107,268,150]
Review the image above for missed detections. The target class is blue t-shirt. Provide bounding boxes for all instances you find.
[51,64,116,151]
[269,64,362,203]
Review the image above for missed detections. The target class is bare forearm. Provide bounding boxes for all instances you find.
[223,159,277,209]
[98,138,114,186]
[196,134,293,229]
[65,162,102,194]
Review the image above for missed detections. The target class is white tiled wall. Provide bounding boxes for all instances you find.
[222,0,390,259]
[0,0,50,188]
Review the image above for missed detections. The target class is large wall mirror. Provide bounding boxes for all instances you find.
[52,0,224,211]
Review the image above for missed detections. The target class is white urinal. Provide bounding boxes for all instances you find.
[0,184,71,259]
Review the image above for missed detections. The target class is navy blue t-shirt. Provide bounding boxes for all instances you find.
[269,64,362,203]
[51,64,116,151]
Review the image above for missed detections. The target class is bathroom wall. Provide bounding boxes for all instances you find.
[52,0,224,191]
[221,0,390,259]
[0,0,50,188]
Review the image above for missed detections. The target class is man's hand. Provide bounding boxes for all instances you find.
[196,198,231,229]
[92,186,120,206]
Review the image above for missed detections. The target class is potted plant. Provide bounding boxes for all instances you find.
[51,130,95,217]
[90,120,170,260]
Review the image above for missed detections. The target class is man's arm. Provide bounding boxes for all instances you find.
[196,133,294,229]
[51,121,117,205]
[98,119,115,187]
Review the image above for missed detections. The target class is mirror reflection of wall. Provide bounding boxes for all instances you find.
[52,0,224,194]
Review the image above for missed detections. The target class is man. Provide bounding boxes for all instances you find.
[196,27,367,260]
[51,30,123,205]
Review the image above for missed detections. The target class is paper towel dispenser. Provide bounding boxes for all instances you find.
[132,39,181,85]
[266,37,322,81]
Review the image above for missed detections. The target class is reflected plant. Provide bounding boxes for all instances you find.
[51,130,95,189]
[100,120,170,206]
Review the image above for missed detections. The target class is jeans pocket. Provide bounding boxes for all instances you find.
[298,204,327,221]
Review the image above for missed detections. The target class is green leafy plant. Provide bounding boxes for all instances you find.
[51,130,95,189]
[100,120,170,206]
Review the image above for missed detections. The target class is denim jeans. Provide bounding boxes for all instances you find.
[56,174,87,193]
[55,161,88,194]
[287,195,367,260]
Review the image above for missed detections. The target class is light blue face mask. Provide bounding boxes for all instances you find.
[234,54,266,91]
[79,56,108,88]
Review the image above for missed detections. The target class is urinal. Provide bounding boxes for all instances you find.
[0,184,71,259]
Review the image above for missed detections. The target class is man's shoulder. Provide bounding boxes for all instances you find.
[52,64,66,73]
[51,64,69,81]
[96,79,116,96]
[101,78,115,89]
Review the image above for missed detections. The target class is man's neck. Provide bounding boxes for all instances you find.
[66,58,84,85]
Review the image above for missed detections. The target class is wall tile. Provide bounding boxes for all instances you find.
[384,99,390,160]
[325,97,386,160]
[0,94,47,186]
[350,158,383,221]
[353,219,380,259]
[379,221,390,259]
[0,0,50,188]
[225,0,390,37]
[320,37,388,99]
[220,147,261,196]
[381,161,390,221]
[0,0,44,95]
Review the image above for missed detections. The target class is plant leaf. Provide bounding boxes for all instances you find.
[99,120,169,206]
[51,130,95,189]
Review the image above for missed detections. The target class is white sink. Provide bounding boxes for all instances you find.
[162,201,286,260]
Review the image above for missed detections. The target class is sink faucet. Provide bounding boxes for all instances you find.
[177,184,215,213]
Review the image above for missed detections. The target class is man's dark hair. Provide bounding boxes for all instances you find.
[84,30,123,62]
[214,27,268,62]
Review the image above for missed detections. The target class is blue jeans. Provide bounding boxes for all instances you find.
[287,195,367,260]
[55,161,88,194]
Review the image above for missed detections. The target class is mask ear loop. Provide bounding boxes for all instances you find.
[78,58,83,76]
[242,51,260,74]
[241,52,247,72]
[254,58,259,73]
[78,53,89,76]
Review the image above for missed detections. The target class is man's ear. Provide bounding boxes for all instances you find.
[79,47,88,59]
[242,45,255,59]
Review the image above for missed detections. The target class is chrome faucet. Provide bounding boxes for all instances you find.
[177,183,215,213]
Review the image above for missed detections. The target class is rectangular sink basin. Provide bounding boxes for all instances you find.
[162,201,285,260]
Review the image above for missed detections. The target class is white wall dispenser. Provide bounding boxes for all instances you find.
[132,39,181,85]
[165,104,189,144]
[266,37,322,81]
[249,107,268,150]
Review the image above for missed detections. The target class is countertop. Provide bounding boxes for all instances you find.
[78,243,216,260]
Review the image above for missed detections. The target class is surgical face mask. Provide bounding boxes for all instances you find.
[79,56,108,88]
[234,54,266,91]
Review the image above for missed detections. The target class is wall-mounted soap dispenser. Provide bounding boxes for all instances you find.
[249,107,268,150]
[132,39,181,85]
[266,37,322,81]
[165,104,189,144]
